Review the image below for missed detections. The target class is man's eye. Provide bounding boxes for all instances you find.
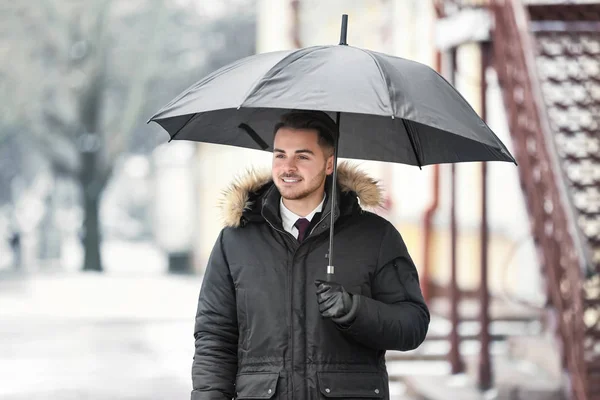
[275,154,285,158]
[298,156,309,160]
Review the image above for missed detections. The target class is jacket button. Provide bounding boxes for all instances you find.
[374,389,380,394]
[325,388,331,393]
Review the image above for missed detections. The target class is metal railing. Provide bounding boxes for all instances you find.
[491,1,600,399]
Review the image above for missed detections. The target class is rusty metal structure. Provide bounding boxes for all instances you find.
[493,2,600,399]
[435,0,600,399]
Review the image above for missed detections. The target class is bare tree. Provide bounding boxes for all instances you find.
[1,0,256,271]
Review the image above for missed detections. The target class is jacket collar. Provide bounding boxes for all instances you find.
[219,161,384,228]
[279,193,325,233]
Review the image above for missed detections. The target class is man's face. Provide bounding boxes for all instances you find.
[272,127,334,202]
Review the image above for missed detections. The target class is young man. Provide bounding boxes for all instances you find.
[192,110,430,400]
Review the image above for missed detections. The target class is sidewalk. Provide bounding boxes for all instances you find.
[0,270,203,400]
[404,355,566,400]
[0,270,415,399]
[0,270,204,321]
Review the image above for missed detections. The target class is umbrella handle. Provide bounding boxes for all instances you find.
[326,267,334,282]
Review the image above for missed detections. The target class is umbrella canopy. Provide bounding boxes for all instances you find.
[149,15,516,280]
[149,43,515,166]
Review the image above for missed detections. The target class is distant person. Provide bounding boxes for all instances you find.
[9,230,21,269]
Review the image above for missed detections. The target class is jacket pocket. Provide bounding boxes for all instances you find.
[317,372,384,398]
[235,372,279,399]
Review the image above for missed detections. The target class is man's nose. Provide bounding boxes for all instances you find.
[283,158,297,170]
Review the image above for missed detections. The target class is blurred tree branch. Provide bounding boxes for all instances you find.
[106,0,168,165]
[0,0,256,271]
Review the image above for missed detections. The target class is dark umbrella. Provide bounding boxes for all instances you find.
[149,14,516,281]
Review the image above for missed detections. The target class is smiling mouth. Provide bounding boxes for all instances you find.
[281,178,302,183]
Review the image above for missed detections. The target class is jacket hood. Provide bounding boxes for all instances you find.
[219,161,384,228]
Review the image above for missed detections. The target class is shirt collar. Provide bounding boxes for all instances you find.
[280,194,326,233]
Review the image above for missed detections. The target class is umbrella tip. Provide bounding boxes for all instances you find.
[339,14,348,46]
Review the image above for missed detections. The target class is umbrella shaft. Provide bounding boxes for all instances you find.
[328,112,341,280]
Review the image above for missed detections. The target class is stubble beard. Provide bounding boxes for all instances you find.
[277,167,327,201]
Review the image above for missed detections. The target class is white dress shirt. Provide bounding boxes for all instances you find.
[280,194,326,239]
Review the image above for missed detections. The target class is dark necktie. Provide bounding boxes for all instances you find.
[294,218,311,243]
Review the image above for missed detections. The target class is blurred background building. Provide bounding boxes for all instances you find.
[0,1,598,399]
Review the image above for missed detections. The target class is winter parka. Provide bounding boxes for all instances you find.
[192,162,430,400]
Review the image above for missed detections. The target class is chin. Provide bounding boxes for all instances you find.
[280,190,302,200]
[278,187,306,201]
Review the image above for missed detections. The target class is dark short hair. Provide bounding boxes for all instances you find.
[273,110,337,153]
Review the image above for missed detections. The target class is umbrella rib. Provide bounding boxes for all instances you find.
[167,113,197,142]
[402,119,423,169]
[356,48,395,116]
[149,56,256,123]
[238,123,269,150]
[238,46,326,108]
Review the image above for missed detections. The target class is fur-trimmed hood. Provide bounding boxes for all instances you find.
[219,161,384,228]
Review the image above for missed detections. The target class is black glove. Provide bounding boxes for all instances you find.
[314,280,353,318]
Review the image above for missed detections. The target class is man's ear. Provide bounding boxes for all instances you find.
[326,154,335,175]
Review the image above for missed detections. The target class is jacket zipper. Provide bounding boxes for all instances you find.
[262,210,333,399]
[262,214,296,398]
[308,211,332,238]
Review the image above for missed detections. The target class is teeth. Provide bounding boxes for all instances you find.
[283,179,299,183]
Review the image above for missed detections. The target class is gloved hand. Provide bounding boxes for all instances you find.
[314,280,353,318]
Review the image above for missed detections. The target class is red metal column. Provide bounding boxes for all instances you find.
[290,0,302,48]
[422,163,440,303]
[448,47,465,375]
[478,40,493,391]
[423,0,445,305]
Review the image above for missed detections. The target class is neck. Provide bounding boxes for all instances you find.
[282,189,325,217]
